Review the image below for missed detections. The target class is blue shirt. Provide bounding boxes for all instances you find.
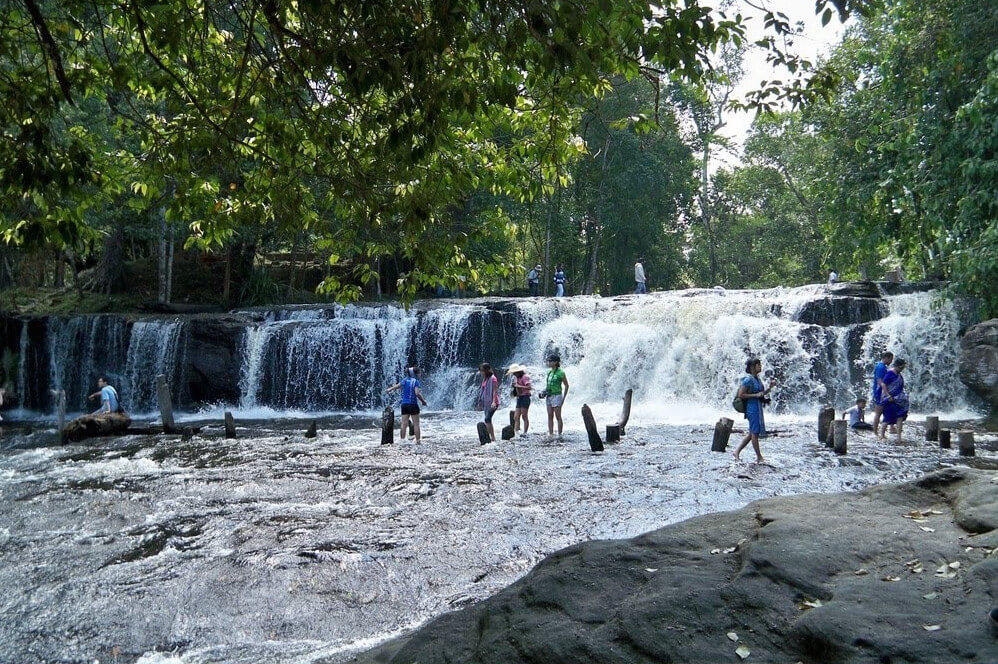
[554,270,565,285]
[873,361,887,400]
[400,377,420,405]
[741,375,763,415]
[100,385,119,412]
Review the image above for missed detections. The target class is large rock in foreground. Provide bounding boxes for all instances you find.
[350,469,998,664]
[960,319,998,412]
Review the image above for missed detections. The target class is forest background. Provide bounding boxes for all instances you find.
[1,0,996,316]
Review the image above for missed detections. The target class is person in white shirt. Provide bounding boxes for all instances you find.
[828,270,839,285]
[634,258,647,294]
[842,397,873,430]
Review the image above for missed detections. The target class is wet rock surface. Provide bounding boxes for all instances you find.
[351,467,998,664]
[960,319,998,412]
[1,412,996,664]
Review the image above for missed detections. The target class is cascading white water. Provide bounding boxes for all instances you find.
[122,320,186,413]
[44,316,130,411]
[16,323,28,408]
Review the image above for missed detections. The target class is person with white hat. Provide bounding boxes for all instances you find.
[527,265,542,297]
[507,363,533,435]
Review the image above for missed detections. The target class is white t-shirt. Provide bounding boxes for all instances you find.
[635,262,646,283]
[845,405,864,426]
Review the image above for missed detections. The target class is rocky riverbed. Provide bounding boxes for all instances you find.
[1,412,996,664]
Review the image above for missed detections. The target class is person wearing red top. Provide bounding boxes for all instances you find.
[507,363,532,435]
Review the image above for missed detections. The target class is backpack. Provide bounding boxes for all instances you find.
[732,390,746,414]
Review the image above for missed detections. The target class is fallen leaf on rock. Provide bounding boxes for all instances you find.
[882,576,901,582]
[735,644,751,659]
[948,561,960,569]
[923,624,942,631]
[710,548,722,555]
[923,592,938,600]
[965,547,974,552]
[926,509,943,515]
[727,632,739,642]
[644,568,658,573]
[723,546,737,554]
[919,526,935,533]
[854,568,869,576]
[798,599,823,610]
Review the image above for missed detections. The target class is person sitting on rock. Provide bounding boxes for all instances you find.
[88,377,121,415]
[842,397,874,431]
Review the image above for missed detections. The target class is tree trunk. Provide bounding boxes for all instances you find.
[223,245,232,302]
[54,249,65,288]
[158,206,168,303]
[544,193,553,296]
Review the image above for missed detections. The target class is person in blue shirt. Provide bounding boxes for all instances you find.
[553,265,566,297]
[88,377,120,415]
[385,367,428,443]
[870,351,894,432]
[733,358,776,463]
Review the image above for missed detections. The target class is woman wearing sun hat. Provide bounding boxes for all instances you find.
[507,363,533,435]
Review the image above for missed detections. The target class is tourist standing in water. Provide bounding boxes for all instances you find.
[870,351,894,432]
[385,367,428,443]
[877,358,909,444]
[634,258,647,294]
[543,354,569,438]
[478,363,500,442]
[507,364,532,435]
[554,265,566,297]
[88,377,120,415]
[733,358,776,463]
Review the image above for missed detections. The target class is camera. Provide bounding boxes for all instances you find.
[538,390,548,399]
[761,397,772,405]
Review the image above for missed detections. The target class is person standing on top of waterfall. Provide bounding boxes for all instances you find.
[553,265,566,297]
[385,367,428,444]
[527,265,542,297]
[870,351,894,432]
[733,358,776,463]
[88,377,121,415]
[634,258,647,294]
[877,358,909,444]
[477,363,500,443]
[543,354,569,438]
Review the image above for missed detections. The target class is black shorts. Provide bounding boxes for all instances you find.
[516,395,531,410]
[484,407,497,423]
[401,403,420,415]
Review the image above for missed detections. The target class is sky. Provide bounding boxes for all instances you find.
[718,0,850,165]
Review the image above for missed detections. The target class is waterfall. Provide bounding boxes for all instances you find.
[44,316,129,411]
[122,320,186,413]
[16,323,28,408]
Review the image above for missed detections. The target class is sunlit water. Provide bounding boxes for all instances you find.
[1,411,995,664]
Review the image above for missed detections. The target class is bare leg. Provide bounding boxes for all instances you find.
[399,414,410,441]
[871,404,882,432]
[734,433,751,460]
[547,405,555,435]
[513,409,522,433]
[486,416,495,442]
[522,408,529,434]
[750,434,764,463]
[895,419,903,445]
[413,414,421,443]
[553,406,563,436]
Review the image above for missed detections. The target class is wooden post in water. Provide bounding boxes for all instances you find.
[56,389,66,444]
[581,404,604,452]
[305,420,317,438]
[501,410,515,440]
[606,424,621,443]
[380,406,394,445]
[939,429,951,449]
[224,411,237,439]
[711,417,734,452]
[925,416,939,442]
[958,430,975,457]
[476,421,491,445]
[618,389,633,436]
[181,427,193,442]
[818,407,835,444]
[833,420,848,455]
[156,374,176,434]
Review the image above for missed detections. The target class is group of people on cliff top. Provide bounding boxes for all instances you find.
[525,259,648,297]
[384,356,569,444]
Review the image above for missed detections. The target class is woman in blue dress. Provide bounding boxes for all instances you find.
[733,358,776,463]
[877,358,909,444]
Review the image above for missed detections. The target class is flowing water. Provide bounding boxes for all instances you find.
[0,285,989,663]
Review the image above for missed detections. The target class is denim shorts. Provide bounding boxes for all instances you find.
[484,407,497,423]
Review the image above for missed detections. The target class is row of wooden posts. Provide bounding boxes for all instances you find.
[710,407,977,456]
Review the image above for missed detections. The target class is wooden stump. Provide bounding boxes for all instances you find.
[618,389,633,436]
[818,407,835,444]
[939,429,951,449]
[711,417,734,453]
[181,427,194,442]
[833,420,848,455]
[224,411,237,439]
[55,389,66,444]
[581,404,603,452]
[925,415,939,442]
[501,424,515,440]
[509,410,515,426]
[476,422,491,445]
[606,424,621,443]
[380,406,394,445]
[826,416,837,449]
[156,374,176,434]
[958,430,975,457]
[305,420,317,438]
[62,412,132,443]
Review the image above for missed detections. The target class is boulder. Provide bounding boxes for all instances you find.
[960,319,998,410]
[795,296,886,327]
[184,316,248,405]
[827,281,881,298]
[62,412,132,442]
[351,468,998,664]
